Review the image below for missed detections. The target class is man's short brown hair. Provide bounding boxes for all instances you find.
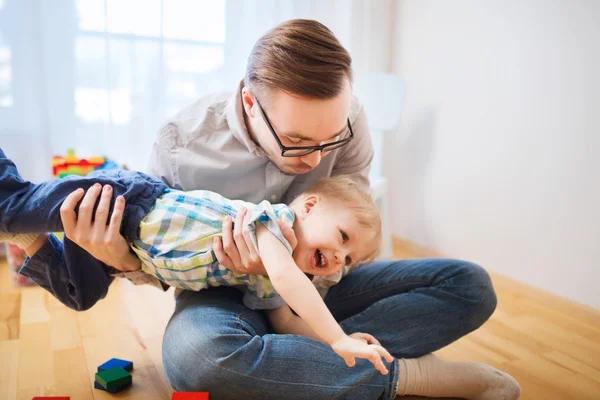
[245,19,353,103]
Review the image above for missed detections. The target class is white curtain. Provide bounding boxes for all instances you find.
[0,0,394,181]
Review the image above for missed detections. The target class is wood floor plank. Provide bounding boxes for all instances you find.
[510,296,600,340]
[561,373,600,399]
[19,286,50,325]
[0,339,19,400]
[144,334,174,398]
[50,307,82,351]
[542,350,600,384]
[490,273,600,328]
[0,292,20,341]
[52,347,94,399]
[17,322,54,400]
[468,324,540,362]
[501,315,600,370]
[119,279,175,339]
[502,355,599,400]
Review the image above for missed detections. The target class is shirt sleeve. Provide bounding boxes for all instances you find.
[244,201,295,256]
[146,123,182,188]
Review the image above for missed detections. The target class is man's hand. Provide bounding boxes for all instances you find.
[213,207,297,275]
[330,335,395,375]
[60,184,140,271]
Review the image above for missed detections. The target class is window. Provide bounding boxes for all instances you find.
[74,0,226,126]
[0,0,13,108]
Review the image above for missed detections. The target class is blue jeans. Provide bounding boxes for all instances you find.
[162,258,497,400]
[0,147,167,310]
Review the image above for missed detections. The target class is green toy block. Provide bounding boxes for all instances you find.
[95,367,132,391]
[66,166,81,174]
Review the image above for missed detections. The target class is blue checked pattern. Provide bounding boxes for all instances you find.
[130,190,295,306]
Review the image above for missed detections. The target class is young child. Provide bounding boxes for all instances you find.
[0,148,394,374]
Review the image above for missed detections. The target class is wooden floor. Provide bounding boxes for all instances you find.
[1,238,599,400]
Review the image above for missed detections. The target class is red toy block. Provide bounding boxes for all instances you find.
[171,393,209,400]
[32,397,70,400]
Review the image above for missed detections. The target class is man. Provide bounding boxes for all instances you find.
[14,19,518,400]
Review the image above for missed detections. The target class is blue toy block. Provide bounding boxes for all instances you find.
[94,379,132,393]
[97,358,134,372]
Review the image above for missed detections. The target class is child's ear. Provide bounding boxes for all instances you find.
[299,194,319,220]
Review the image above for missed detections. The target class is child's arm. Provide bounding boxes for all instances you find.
[266,305,321,342]
[256,224,346,345]
[267,307,385,349]
[256,225,394,374]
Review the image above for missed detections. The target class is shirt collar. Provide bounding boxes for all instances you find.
[226,80,267,157]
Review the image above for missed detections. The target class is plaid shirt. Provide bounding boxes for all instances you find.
[131,189,295,310]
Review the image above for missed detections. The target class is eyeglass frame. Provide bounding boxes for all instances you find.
[255,97,354,157]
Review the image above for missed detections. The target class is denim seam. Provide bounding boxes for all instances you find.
[390,358,400,400]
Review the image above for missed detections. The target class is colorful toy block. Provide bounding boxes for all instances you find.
[95,367,132,391]
[52,149,106,178]
[94,379,132,393]
[97,357,134,372]
[171,393,209,400]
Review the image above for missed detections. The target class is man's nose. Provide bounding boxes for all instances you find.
[300,151,322,168]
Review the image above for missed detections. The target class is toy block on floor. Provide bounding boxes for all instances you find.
[95,367,132,391]
[171,393,209,400]
[94,380,132,393]
[32,397,70,400]
[97,357,134,372]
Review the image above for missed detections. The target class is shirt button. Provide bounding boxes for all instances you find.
[270,194,277,202]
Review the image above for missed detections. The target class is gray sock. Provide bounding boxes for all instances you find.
[397,354,521,400]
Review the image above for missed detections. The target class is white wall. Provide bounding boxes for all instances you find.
[390,0,600,308]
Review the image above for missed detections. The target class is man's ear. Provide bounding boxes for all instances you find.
[298,194,320,220]
[241,87,256,118]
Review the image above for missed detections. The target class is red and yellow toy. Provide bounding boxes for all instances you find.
[52,149,106,178]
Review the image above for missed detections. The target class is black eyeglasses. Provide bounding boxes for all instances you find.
[255,98,354,157]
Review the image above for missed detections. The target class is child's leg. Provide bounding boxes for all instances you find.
[0,147,167,240]
[1,147,168,311]
[18,233,116,311]
[1,148,119,234]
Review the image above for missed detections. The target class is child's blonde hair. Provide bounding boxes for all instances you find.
[302,175,382,263]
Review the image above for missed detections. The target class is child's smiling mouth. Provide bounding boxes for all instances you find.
[312,249,328,269]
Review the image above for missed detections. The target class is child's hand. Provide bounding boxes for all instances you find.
[348,332,382,346]
[331,335,395,375]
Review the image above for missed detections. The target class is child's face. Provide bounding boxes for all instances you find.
[290,195,376,276]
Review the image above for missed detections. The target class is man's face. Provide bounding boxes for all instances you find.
[242,79,352,175]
